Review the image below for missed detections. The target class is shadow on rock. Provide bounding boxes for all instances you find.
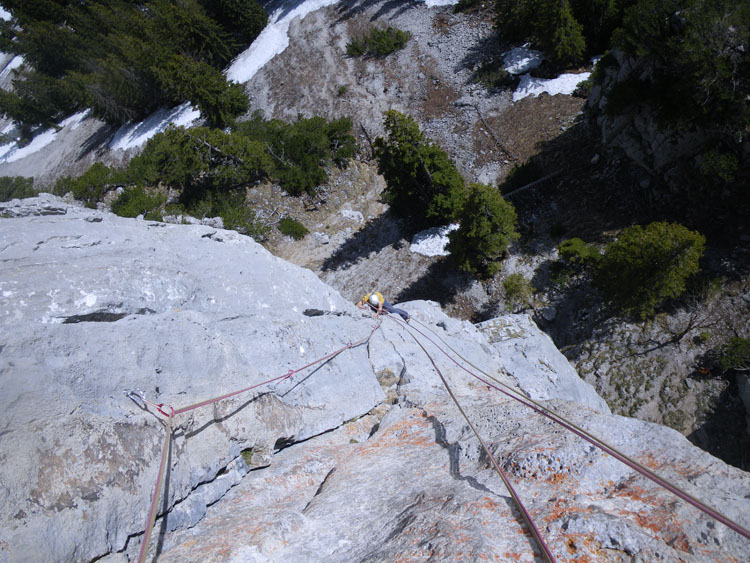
[395,257,473,310]
[687,376,750,472]
[320,210,407,272]
[334,0,424,25]
[79,123,117,161]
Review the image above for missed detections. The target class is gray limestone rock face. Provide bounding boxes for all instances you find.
[2,196,748,563]
[477,315,611,414]
[0,197,384,562]
[159,398,750,562]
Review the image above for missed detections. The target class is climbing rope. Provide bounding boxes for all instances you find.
[394,314,750,542]
[393,315,556,562]
[126,320,381,563]
[136,406,173,563]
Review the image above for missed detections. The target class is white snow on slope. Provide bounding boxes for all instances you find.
[503,44,543,75]
[0,54,22,81]
[513,72,590,101]
[0,111,90,164]
[109,102,201,151]
[410,223,459,257]
[503,44,590,101]
[425,0,459,6]
[226,0,341,83]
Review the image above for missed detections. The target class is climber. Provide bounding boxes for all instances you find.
[357,291,410,322]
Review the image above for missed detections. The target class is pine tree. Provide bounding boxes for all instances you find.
[550,0,586,66]
[374,110,466,228]
[447,183,519,277]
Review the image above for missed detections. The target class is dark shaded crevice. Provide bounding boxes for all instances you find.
[302,467,337,513]
[425,413,492,494]
[62,308,156,324]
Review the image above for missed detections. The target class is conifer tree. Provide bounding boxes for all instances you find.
[447,183,519,277]
[374,110,466,229]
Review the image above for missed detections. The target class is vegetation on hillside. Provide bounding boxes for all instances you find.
[0,176,35,201]
[374,110,466,230]
[0,0,267,138]
[494,0,635,68]
[375,111,519,276]
[54,114,356,240]
[603,0,750,208]
[447,183,519,277]
[594,222,706,320]
[346,27,411,57]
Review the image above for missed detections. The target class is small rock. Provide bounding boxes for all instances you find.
[313,232,330,245]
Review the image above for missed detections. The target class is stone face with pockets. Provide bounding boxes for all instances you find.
[1,196,748,562]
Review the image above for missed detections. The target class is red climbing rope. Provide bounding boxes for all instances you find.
[390,314,750,542]
[397,315,556,562]
[128,320,382,563]
[136,406,174,563]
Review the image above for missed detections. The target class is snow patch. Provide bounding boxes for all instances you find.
[109,102,201,151]
[0,55,23,80]
[0,110,97,164]
[503,44,543,75]
[424,0,459,6]
[410,223,459,257]
[226,0,341,84]
[513,72,590,102]
[0,8,10,21]
[60,110,91,131]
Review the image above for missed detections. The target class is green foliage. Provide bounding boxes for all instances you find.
[214,190,267,238]
[110,185,166,219]
[502,273,536,311]
[66,114,354,211]
[0,0,266,129]
[598,0,750,209]
[557,237,601,264]
[0,176,35,202]
[551,1,586,67]
[453,0,482,13]
[595,221,706,319]
[471,59,519,91]
[719,337,750,373]
[374,110,466,229]
[186,189,268,239]
[699,149,739,184]
[277,216,309,240]
[199,0,268,49]
[494,0,632,67]
[153,54,249,128]
[130,125,271,202]
[346,27,411,57]
[447,183,519,277]
[55,162,125,208]
[234,113,355,196]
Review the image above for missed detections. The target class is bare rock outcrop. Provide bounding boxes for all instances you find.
[1,196,749,562]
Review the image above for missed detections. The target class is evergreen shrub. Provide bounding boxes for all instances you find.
[0,176,35,202]
[557,237,601,264]
[595,221,706,319]
[110,185,165,219]
[502,273,535,311]
[720,337,750,374]
[346,27,411,57]
[447,183,519,277]
[278,216,309,240]
[374,110,466,229]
